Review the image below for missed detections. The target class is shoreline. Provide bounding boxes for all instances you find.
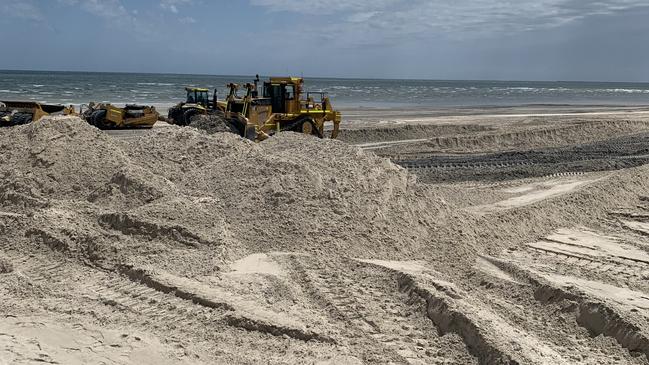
[86,103,649,120]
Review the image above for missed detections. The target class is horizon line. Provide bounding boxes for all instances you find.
[1,68,648,85]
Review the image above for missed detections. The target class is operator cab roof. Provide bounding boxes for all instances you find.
[268,77,303,85]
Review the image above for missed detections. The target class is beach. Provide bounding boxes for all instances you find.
[2,102,649,363]
[5,0,649,359]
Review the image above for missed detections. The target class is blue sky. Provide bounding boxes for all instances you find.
[1,0,648,81]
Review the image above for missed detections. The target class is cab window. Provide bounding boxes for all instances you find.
[196,91,209,104]
[285,85,295,100]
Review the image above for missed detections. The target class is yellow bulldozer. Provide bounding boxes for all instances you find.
[81,102,159,129]
[0,101,75,127]
[223,76,342,141]
[168,76,342,141]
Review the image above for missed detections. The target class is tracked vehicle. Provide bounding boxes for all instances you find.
[167,87,218,126]
[0,101,75,127]
[224,76,342,141]
[81,102,159,129]
[167,77,342,141]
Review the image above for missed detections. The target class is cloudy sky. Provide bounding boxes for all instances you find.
[0,0,648,81]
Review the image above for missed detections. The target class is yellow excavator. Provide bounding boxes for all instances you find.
[223,76,342,141]
[0,101,75,127]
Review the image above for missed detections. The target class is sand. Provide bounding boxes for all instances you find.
[187,112,238,134]
[2,107,649,364]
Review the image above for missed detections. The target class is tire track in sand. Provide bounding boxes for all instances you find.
[285,254,477,365]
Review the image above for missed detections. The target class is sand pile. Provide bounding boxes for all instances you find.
[339,123,491,144]
[188,111,238,134]
[4,116,649,276]
[0,116,465,276]
[120,124,463,261]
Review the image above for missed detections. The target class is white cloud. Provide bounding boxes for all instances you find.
[58,0,132,21]
[0,0,44,21]
[250,0,649,43]
[160,0,192,13]
[250,0,400,15]
[179,16,196,24]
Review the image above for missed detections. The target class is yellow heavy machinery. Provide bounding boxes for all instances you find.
[81,102,159,129]
[0,101,75,127]
[224,76,342,141]
[167,87,218,125]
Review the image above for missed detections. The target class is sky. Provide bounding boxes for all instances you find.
[0,0,648,81]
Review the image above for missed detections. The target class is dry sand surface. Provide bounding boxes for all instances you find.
[2,108,649,364]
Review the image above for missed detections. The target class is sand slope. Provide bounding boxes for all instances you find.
[3,113,649,363]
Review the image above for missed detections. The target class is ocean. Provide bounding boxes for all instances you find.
[1,70,649,110]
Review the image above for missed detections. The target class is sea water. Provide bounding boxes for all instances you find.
[1,70,649,109]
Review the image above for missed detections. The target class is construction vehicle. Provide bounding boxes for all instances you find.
[0,101,75,127]
[223,76,342,141]
[167,87,218,125]
[81,102,159,129]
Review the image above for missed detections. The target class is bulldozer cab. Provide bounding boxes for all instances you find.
[185,87,215,109]
[262,77,302,114]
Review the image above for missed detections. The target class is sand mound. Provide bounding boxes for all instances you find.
[188,111,238,134]
[366,119,649,155]
[122,125,458,261]
[0,117,128,203]
[0,116,461,276]
[339,123,491,144]
[4,116,649,275]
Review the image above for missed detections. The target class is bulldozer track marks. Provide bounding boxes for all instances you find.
[285,255,475,364]
[14,255,218,332]
[12,254,333,343]
[93,275,216,329]
[116,266,335,343]
[395,155,649,171]
[375,131,649,183]
[440,171,589,189]
[361,259,580,364]
[23,260,68,284]
[355,257,649,364]
[483,256,649,361]
[524,241,649,281]
[522,230,649,281]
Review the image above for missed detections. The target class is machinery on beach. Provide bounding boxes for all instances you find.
[1,76,342,139]
[167,87,218,126]
[167,76,342,141]
[0,101,75,127]
[225,76,342,141]
[80,102,159,129]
